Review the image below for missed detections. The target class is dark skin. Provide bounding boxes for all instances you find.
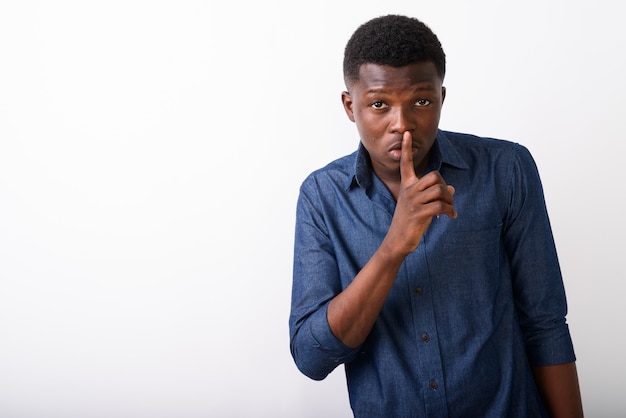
[328,61,583,417]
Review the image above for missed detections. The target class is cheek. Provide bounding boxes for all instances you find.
[416,111,441,131]
[355,111,383,130]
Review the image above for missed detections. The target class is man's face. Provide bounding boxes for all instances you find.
[342,61,445,182]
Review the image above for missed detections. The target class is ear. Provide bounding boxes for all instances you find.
[441,86,446,104]
[341,91,356,122]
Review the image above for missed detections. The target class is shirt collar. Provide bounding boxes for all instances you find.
[348,130,469,191]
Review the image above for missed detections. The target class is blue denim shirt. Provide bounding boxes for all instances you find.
[289,130,576,418]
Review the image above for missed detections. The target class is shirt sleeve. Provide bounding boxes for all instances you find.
[503,144,576,366]
[289,177,360,380]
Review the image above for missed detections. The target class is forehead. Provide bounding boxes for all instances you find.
[350,61,442,92]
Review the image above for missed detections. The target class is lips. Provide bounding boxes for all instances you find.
[388,143,418,162]
[388,142,418,152]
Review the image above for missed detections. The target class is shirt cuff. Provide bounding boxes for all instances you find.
[293,303,361,380]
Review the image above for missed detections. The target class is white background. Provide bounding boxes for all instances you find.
[1,1,624,417]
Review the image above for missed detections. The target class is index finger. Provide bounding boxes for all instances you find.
[400,131,417,185]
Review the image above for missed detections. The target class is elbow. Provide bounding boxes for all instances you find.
[296,362,331,381]
[290,343,333,381]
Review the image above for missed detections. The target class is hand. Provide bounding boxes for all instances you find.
[385,131,457,256]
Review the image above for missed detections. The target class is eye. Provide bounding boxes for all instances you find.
[415,99,431,107]
[370,101,388,109]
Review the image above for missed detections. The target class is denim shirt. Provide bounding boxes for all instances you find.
[289,130,576,418]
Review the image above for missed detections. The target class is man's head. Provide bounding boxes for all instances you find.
[341,15,447,184]
[343,14,446,88]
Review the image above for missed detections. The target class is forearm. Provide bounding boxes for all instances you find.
[531,362,583,418]
[327,241,406,348]
[289,243,404,379]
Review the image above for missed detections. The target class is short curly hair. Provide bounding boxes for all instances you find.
[343,14,446,86]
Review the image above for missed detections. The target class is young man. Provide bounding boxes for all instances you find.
[289,14,583,417]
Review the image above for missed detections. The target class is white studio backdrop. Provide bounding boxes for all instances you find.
[0,1,624,417]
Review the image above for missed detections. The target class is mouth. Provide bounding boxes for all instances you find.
[388,142,418,161]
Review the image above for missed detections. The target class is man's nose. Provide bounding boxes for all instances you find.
[389,107,415,134]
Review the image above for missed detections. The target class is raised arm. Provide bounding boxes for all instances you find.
[327,131,456,348]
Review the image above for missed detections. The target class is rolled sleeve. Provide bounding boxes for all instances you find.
[503,144,576,366]
[290,302,360,380]
[289,178,360,380]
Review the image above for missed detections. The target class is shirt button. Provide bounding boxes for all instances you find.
[414,287,423,296]
[429,380,439,390]
[421,333,430,342]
